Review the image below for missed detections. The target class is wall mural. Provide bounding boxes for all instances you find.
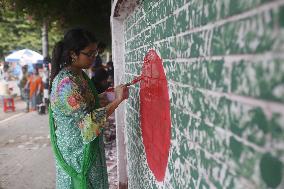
[140,49,171,182]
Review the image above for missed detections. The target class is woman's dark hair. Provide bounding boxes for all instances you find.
[97,42,106,50]
[49,28,97,93]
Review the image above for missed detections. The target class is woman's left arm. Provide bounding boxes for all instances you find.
[54,76,107,144]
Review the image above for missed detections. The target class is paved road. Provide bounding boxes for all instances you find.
[0,112,55,189]
[0,109,118,189]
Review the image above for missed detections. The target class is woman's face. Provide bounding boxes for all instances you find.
[72,43,97,69]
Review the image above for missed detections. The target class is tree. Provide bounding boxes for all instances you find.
[1,0,112,60]
[2,0,112,45]
[0,8,62,59]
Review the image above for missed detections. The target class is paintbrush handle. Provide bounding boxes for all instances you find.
[105,76,142,92]
[105,82,133,92]
[105,87,115,92]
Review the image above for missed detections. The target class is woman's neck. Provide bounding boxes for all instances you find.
[66,66,82,76]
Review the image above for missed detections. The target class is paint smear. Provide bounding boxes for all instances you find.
[140,49,171,182]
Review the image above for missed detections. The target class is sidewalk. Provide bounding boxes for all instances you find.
[0,111,55,189]
[0,98,118,188]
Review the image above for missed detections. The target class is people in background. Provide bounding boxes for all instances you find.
[24,72,32,112]
[90,42,106,77]
[106,58,114,87]
[0,62,4,80]
[42,63,50,106]
[25,68,43,111]
[18,65,28,100]
[91,67,109,94]
[3,63,9,81]
[0,79,11,97]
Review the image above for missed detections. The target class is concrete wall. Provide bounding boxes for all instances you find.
[112,0,284,188]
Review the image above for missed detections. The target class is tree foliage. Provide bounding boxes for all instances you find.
[0,8,62,59]
[1,0,112,45]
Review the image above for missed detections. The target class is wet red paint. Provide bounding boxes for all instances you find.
[140,50,171,182]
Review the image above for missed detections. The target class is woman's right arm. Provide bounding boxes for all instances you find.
[51,77,128,144]
[105,84,129,117]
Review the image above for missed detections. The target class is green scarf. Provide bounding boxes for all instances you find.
[49,72,101,189]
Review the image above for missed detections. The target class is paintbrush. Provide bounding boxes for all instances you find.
[105,75,143,92]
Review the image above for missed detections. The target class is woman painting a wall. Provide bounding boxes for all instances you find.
[49,28,129,188]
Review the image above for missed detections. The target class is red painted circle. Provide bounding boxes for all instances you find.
[140,50,171,181]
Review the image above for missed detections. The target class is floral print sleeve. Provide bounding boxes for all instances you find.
[51,76,106,144]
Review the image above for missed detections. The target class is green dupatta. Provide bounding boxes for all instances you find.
[49,72,102,189]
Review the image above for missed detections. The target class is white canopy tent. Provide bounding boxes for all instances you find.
[5,49,43,65]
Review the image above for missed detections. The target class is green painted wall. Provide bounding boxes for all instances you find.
[123,0,284,188]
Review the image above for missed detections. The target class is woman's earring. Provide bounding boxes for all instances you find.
[71,56,76,64]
